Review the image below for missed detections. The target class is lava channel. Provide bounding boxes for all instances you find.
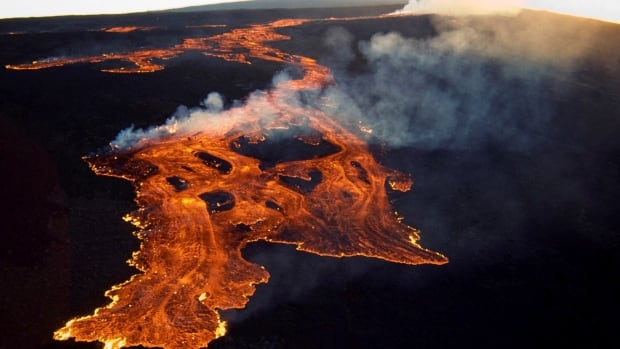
[40,16,448,349]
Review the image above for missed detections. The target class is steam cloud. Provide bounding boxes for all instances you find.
[318,8,614,152]
[111,9,603,155]
[111,87,288,150]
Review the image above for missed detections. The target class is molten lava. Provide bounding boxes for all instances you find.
[12,15,449,349]
[102,26,157,33]
[4,19,317,73]
[4,48,182,73]
[4,16,374,74]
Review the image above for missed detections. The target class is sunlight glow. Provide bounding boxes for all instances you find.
[398,0,620,24]
[524,0,620,24]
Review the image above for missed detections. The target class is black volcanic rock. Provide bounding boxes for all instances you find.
[0,6,619,349]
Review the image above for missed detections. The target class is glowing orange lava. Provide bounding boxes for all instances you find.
[4,20,314,73]
[4,16,376,74]
[102,26,157,33]
[5,48,182,73]
[20,15,449,349]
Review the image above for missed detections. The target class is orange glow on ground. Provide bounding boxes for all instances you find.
[102,26,157,33]
[9,16,449,349]
[5,20,316,73]
[4,16,374,74]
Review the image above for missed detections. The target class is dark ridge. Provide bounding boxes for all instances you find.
[194,151,233,174]
[350,160,370,184]
[167,3,406,16]
[265,200,284,213]
[279,169,323,193]
[236,223,252,232]
[230,126,340,168]
[199,190,236,214]
[165,176,188,191]
[84,153,158,180]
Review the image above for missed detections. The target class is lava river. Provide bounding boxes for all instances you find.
[10,16,449,349]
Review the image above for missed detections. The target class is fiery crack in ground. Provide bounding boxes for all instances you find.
[30,15,449,349]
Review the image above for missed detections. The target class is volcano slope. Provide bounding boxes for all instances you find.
[0,5,619,349]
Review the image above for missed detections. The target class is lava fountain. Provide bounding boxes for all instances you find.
[9,15,448,349]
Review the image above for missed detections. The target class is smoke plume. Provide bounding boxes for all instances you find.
[113,9,606,155]
[110,81,291,150]
[317,9,612,152]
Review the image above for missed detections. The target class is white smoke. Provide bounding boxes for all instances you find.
[109,73,302,150]
[111,92,225,150]
[109,6,609,154]
[317,9,610,151]
[200,91,224,111]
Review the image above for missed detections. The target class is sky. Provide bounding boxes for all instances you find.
[0,0,249,19]
[525,0,620,23]
[400,0,620,23]
[0,0,618,23]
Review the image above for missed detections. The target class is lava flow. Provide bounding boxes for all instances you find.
[4,19,317,73]
[34,16,449,349]
[101,26,157,33]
